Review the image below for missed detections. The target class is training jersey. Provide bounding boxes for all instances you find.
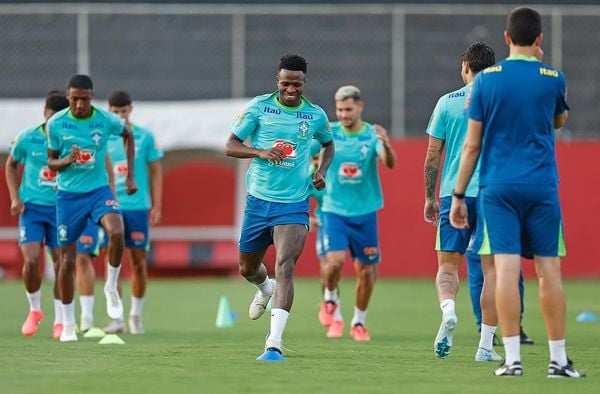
[321,121,384,217]
[469,55,569,186]
[9,124,57,206]
[426,83,480,198]
[231,92,332,203]
[47,106,125,193]
[107,124,164,210]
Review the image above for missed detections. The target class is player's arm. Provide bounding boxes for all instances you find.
[423,136,444,225]
[312,140,334,191]
[449,119,483,229]
[225,134,286,163]
[122,125,137,195]
[5,154,24,216]
[374,124,396,169]
[149,160,163,226]
[105,153,115,195]
[47,146,79,172]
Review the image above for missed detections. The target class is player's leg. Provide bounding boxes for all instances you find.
[99,212,125,320]
[20,242,44,336]
[475,254,503,361]
[75,220,101,333]
[57,243,78,341]
[465,250,483,330]
[48,246,63,339]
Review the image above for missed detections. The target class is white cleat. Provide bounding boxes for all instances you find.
[104,287,124,320]
[249,279,275,320]
[59,324,78,342]
[475,347,503,362]
[434,311,457,359]
[103,318,127,334]
[128,315,145,335]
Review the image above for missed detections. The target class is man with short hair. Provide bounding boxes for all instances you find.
[226,54,334,361]
[451,7,585,377]
[318,85,395,341]
[47,74,137,342]
[5,91,69,339]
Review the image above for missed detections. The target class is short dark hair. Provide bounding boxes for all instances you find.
[462,42,496,74]
[108,90,132,107]
[506,7,542,46]
[45,90,69,112]
[278,54,307,73]
[68,74,94,90]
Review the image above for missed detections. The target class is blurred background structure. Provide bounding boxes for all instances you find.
[1,1,599,279]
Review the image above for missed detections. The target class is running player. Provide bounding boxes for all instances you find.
[225,54,334,361]
[450,7,584,377]
[47,74,137,342]
[318,85,396,341]
[5,90,69,339]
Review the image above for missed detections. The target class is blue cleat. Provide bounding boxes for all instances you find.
[256,347,286,362]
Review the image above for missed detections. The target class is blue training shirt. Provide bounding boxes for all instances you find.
[469,55,569,186]
[231,92,332,203]
[426,83,480,198]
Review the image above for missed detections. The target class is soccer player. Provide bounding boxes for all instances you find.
[318,85,396,341]
[47,74,137,342]
[450,7,584,377]
[225,54,334,361]
[101,90,164,334]
[5,91,69,339]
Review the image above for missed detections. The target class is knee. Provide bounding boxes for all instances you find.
[108,230,124,245]
[357,264,376,283]
[239,263,257,279]
[326,257,344,272]
[60,256,76,272]
[131,258,147,276]
[23,258,40,272]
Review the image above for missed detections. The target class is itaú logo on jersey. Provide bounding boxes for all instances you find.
[76,149,96,164]
[38,166,58,186]
[339,162,363,182]
[272,139,298,159]
[114,160,128,176]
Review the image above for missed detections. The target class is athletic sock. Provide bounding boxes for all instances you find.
[324,288,339,303]
[105,264,121,290]
[440,299,455,315]
[351,306,367,327]
[130,296,145,317]
[79,295,95,322]
[62,302,75,326]
[478,323,496,350]
[26,289,41,311]
[53,299,63,324]
[549,339,567,366]
[256,276,274,295]
[266,308,289,348]
[503,335,521,365]
[333,298,343,321]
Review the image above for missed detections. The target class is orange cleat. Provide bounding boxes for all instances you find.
[326,320,344,338]
[52,323,64,340]
[350,323,371,342]
[318,301,337,327]
[21,310,44,336]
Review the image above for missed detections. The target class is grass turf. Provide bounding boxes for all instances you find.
[0,278,597,394]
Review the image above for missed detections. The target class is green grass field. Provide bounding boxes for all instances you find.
[0,278,597,394]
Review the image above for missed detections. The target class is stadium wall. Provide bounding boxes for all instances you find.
[1,139,598,279]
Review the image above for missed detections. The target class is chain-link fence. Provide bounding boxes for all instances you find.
[0,3,598,138]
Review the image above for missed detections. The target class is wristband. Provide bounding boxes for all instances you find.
[452,190,465,199]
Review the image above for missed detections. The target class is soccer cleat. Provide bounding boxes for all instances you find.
[475,347,503,362]
[103,318,127,334]
[326,320,344,338]
[520,326,534,345]
[21,310,44,336]
[248,279,275,320]
[434,311,457,359]
[318,301,337,327]
[256,346,286,362]
[52,323,63,340]
[80,317,93,334]
[547,359,586,378]
[128,315,145,335]
[59,324,78,342]
[350,323,371,341]
[494,361,523,376]
[104,287,124,320]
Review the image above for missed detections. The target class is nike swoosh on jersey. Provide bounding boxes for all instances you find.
[63,135,75,140]
[31,152,44,156]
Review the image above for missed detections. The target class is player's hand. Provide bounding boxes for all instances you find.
[68,145,80,163]
[424,198,440,226]
[125,177,138,195]
[312,171,326,190]
[10,198,24,216]
[449,197,469,229]
[257,147,286,164]
[374,124,391,147]
[150,206,162,226]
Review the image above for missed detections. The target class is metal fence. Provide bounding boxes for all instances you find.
[0,3,599,138]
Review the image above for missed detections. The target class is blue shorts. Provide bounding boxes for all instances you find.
[477,184,565,257]
[56,186,121,246]
[76,219,103,256]
[239,195,309,253]
[436,196,478,254]
[322,211,380,264]
[315,226,326,258]
[122,210,150,250]
[18,202,58,247]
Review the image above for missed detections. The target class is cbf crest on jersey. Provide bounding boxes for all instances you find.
[298,120,310,140]
[91,129,103,146]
